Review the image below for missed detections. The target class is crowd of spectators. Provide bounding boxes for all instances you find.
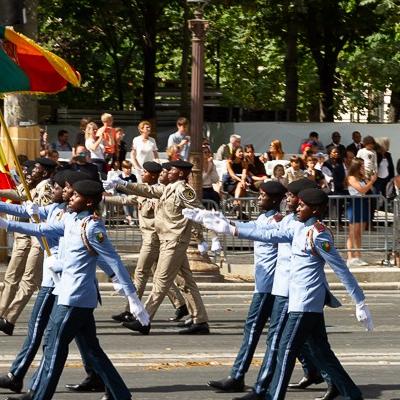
[37,115,400,265]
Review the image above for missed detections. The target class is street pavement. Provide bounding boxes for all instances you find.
[0,290,399,400]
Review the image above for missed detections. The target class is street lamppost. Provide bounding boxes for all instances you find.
[187,0,209,198]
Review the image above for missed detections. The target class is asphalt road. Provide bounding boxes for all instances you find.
[0,290,399,400]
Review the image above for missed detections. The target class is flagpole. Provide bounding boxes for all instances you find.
[0,109,51,256]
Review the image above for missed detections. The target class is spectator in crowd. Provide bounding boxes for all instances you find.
[69,145,101,181]
[315,152,327,170]
[299,131,324,152]
[73,117,89,156]
[322,147,347,195]
[346,130,363,156]
[85,121,105,173]
[245,144,267,190]
[115,127,128,164]
[374,137,394,197]
[51,129,72,152]
[131,120,159,181]
[344,149,355,172]
[285,155,305,184]
[356,135,378,178]
[202,145,220,206]
[166,145,182,161]
[261,139,285,162]
[216,134,241,161]
[326,131,346,160]
[40,128,49,153]
[300,142,314,169]
[394,159,400,196]
[97,113,117,171]
[304,156,326,189]
[118,160,137,225]
[223,146,249,201]
[167,117,190,161]
[270,163,288,187]
[346,158,377,267]
[47,149,60,164]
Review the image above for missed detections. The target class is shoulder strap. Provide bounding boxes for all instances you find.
[80,216,98,256]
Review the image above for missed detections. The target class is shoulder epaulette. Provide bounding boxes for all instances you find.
[81,216,98,256]
[314,221,325,233]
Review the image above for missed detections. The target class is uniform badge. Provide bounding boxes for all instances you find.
[181,188,196,201]
[321,242,331,252]
[95,232,105,243]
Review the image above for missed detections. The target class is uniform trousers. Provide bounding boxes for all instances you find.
[231,292,275,380]
[145,238,208,324]
[0,233,44,324]
[10,287,55,380]
[265,312,362,400]
[134,234,186,308]
[253,295,330,396]
[32,305,131,400]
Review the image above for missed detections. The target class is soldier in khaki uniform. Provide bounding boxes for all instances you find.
[0,158,55,335]
[104,161,189,323]
[104,160,209,334]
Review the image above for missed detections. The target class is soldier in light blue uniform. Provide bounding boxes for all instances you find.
[0,180,148,400]
[205,181,287,392]
[204,188,372,400]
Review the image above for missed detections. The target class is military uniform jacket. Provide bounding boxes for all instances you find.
[237,216,365,313]
[122,180,203,241]
[7,211,136,308]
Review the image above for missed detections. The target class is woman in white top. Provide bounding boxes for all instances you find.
[131,120,159,181]
[346,158,377,267]
[202,145,220,207]
[84,121,105,172]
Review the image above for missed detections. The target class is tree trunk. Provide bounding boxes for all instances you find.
[318,63,336,122]
[4,0,38,127]
[179,0,190,118]
[389,87,400,123]
[112,56,124,111]
[283,6,298,122]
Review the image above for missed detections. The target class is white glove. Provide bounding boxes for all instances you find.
[182,208,206,223]
[102,176,127,191]
[128,293,150,326]
[203,214,236,235]
[211,237,222,252]
[111,276,125,296]
[0,218,9,230]
[197,241,208,255]
[24,201,39,218]
[356,301,373,331]
[45,255,60,284]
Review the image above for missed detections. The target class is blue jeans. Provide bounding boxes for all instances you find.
[265,312,362,400]
[32,305,131,400]
[231,292,275,380]
[10,287,55,380]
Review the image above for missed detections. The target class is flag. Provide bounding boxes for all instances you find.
[0,140,16,201]
[0,25,80,94]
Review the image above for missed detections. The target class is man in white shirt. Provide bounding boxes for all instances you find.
[167,117,190,161]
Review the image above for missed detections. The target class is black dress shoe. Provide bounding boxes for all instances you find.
[122,320,151,335]
[0,373,23,393]
[169,305,189,321]
[208,376,245,392]
[111,311,134,323]
[288,375,324,389]
[314,385,340,400]
[233,390,263,400]
[0,319,14,336]
[179,322,210,335]
[177,318,193,328]
[65,380,105,392]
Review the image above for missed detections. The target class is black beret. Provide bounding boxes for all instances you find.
[298,188,328,206]
[63,170,91,185]
[23,160,35,168]
[287,178,317,195]
[259,181,287,196]
[143,161,162,173]
[35,157,57,169]
[53,171,66,187]
[169,160,193,170]
[161,162,171,171]
[72,180,104,197]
